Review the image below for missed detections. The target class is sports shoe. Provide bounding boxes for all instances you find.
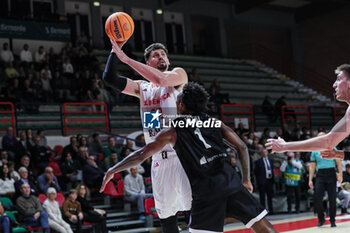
[317,219,325,227]
[330,221,336,227]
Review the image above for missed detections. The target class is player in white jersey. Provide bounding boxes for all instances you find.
[100,39,191,233]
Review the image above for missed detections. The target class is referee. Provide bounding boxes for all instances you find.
[309,133,343,227]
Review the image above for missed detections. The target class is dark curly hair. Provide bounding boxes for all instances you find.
[180,82,209,115]
[144,43,168,62]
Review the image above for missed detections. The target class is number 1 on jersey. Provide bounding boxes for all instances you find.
[194,128,211,149]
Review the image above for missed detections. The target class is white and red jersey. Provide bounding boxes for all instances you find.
[139,81,179,161]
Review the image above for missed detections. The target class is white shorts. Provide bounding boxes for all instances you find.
[151,153,192,219]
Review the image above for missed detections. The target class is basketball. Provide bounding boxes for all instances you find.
[105,12,134,42]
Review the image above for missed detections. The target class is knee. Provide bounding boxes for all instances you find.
[40,211,48,218]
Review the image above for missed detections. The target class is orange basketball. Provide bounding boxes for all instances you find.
[105,12,134,42]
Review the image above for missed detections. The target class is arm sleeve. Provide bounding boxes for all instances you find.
[102,52,127,91]
[62,201,72,218]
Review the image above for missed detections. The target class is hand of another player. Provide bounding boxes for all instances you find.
[320,150,344,160]
[99,171,114,193]
[242,179,253,193]
[110,39,129,63]
[309,180,314,189]
[265,137,286,153]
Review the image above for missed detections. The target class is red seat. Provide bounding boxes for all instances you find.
[83,222,95,226]
[117,179,124,194]
[145,198,158,218]
[104,181,123,198]
[55,193,65,207]
[37,194,46,204]
[54,145,64,156]
[113,173,122,180]
[28,226,42,232]
[37,192,65,207]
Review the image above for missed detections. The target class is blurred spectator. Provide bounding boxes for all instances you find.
[209,78,230,104]
[35,46,46,64]
[41,71,53,101]
[70,72,83,100]
[227,148,242,178]
[62,58,74,75]
[0,164,16,197]
[16,155,36,181]
[79,136,89,151]
[51,71,68,102]
[262,96,275,122]
[77,146,89,166]
[14,131,32,162]
[37,166,61,194]
[5,62,19,79]
[43,187,73,233]
[120,140,134,160]
[280,152,302,213]
[41,64,52,80]
[188,68,204,86]
[60,153,82,190]
[77,32,89,47]
[16,183,50,233]
[62,136,79,161]
[20,44,33,63]
[124,166,153,220]
[102,152,118,171]
[31,136,51,173]
[7,161,20,181]
[37,129,47,147]
[7,78,22,103]
[62,189,83,233]
[103,137,120,159]
[83,156,105,190]
[344,164,350,182]
[275,96,296,122]
[26,129,35,147]
[338,181,350,214]
[14,167,39,197]
[76,184,108,233]
[32,71,43,100]
[1,127,17,160]
[89,133,103,156]
[0,42,14,64]
[254,148,274,214]
[0,150,9,166]
[0,200,13,233]
[141,158,152,178]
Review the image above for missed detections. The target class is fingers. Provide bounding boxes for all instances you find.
[99,182,106,193]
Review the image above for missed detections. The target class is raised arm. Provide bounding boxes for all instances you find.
[110,40,187,87]
[266,107,350,153]
[102,50,143,98]
[221,122,252,192]
[100,127,176,192]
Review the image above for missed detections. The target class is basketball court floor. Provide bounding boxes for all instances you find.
[180,213,350,233]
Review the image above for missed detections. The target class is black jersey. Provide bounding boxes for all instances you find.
[173,113,242,200]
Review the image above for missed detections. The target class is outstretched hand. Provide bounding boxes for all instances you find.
[110,39,129,63]
[320,149,344,160]
[99,171,114,193]
[265,137,286,153]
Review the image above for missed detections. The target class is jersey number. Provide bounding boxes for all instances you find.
[194,128,211,149]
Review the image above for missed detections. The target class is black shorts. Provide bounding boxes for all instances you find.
[189,185,267,232]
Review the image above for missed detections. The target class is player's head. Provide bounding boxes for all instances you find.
[334,64,350,102]
[144,43,169,72]
[177,82,209,115]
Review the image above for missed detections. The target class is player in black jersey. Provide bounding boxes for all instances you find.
[100,82,277,233]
